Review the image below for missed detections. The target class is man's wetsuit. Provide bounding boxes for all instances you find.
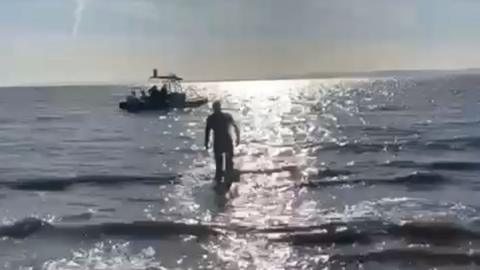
[205,112,239,182]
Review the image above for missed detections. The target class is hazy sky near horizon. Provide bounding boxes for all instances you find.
[2,0,480,85]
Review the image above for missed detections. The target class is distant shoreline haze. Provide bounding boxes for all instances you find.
[2,68,480,88]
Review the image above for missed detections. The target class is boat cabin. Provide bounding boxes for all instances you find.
[148,69,184,94]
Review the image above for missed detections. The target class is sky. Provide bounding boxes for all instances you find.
[2,0,480,85]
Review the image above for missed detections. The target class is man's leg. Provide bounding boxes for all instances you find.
[214,151,224,183]
[226,141,234,172]
[225,150,233,174]
[224,142,234,180]
[221,144,234,189]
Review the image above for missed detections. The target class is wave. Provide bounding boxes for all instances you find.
[0,218,219,239]
[302,171,449,188]
[270,227,372,245]
[269,220,480,246]
[311,141,402,154]
[238,165,300,175]
[384,160,480,171]
[308,136,480,155]
[420,136,480,151]
[3,218,480,252]
[341,125,418,136]
[3,174,178,191]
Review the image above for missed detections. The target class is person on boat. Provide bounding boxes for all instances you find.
[140,90,148,102]
[148,85,159,97]
[205,101,240,184]
[159,84,168,105]
[148,85,168,106]
[126,90,140,105]
[147,85,159,104]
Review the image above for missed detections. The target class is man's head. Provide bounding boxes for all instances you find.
[212,101,222,113]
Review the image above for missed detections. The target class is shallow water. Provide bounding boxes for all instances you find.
[1,74,480,269]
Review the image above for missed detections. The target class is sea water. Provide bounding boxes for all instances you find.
[1,74,480,269]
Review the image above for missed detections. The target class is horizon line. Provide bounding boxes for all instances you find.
[2,67,480,88]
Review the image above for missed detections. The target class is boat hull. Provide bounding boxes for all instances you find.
[119,98,208,113]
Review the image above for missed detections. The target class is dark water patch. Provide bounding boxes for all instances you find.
[317,168,352,178]
[0,218,219,239]
[389,221,478,244]
[382,160,421,169]
[176,134,194,141]
[4,174,178,191]
[303,172,449,188]
[269,220,480,247]
[330,249,480,266]
[470,185,480,192]
[98,208,116,212]
[124,197,164,203]
[9,179,71,191]
[429,161,480,171]
[60,212,93,222]
[0,217,51,238]
[384,160,480,171]
[35,115,64,121]
[62,136,132,143]
[380,172,448,185]
[421,136,480,151]
[0,118,16,124]
[67,202,98,207]
[274,230,371,245]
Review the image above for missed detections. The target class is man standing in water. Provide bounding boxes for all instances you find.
[205,101,240,185]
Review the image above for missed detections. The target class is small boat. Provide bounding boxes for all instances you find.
[119,70,208,113]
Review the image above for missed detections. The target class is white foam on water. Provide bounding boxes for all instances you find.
[42,242,164,270]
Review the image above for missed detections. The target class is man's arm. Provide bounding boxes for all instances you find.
[232,118,240,146]
[205,117,211,149]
